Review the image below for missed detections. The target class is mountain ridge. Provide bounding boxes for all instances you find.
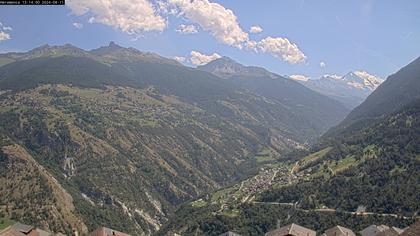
[0,42,182,68]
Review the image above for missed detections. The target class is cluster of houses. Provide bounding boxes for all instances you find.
[219,221,420,236]
[1,221,419,236]
[240,166,293,199]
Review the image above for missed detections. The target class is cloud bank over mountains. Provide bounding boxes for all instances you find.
[65,0,306,64]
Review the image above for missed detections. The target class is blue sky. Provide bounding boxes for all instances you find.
[0,0,419,79]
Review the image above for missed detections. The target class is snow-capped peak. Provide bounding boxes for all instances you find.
[354,70,383,86]
[288,70,383,91]
[343,71,383,91]
[288,70,384,109]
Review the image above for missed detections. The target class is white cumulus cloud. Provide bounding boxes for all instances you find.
[168,0,306,63]
[289,74,310,82]
[320,61,326,68]
[176,24,198,34]
[66,0,167,34]
[72,22,83,29]
[173,56,186,62]
[323,74,342,80]
[2,26,12,31]
[0,22,12,42]
[257,37,306,64]
[156,0,178,15]
[169,0,249,48]
[190,50,221,65]
[0,31,10,41]
[250,25,263,34]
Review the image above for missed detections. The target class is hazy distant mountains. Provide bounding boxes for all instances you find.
[290,71,384,109]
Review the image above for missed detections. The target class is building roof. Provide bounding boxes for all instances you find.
[0,226,27,236]
[89,227,130,236]
[265,223,316,236]
[322,225,356,236]
[0,223,42,236]
[360,225,390,236]
[0,222,55,236]
[219,231,243,236]
[400,221,420,236]
[11,223,33,234]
